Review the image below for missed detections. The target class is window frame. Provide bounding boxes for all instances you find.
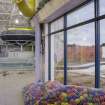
[48,0,104,88]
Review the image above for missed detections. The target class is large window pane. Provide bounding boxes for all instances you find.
[67,2,94,27]
[67,23,95,87]
[100,0,105,16]
[100,19,105,88]
[51,17,64,33]
[51,32,64,83]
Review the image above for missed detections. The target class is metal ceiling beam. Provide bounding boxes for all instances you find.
[0,13,10,14]
[0,1,12,4]
[0,20,8,21]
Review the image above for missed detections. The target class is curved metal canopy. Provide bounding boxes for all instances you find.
[0,30,35,45]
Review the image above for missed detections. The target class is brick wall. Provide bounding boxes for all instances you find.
[67,45,102,64]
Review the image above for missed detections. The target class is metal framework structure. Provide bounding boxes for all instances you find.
[0,0,30,33]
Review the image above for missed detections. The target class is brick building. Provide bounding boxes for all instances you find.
[67,44,102,64]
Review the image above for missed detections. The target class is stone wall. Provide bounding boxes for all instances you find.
[31,0,70,23]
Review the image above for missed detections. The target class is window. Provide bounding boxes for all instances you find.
[100,0,105,16]
[100,19,105,88]
[67,23,95,87]
[48,0,105,88]
[51,17,64,33]
[51,32,64,83]
[67,2,94,27]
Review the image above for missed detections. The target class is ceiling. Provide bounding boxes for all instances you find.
[0,0,30,33]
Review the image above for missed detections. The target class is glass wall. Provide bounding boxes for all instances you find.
[100,0,105,88]
[51,17,64,33]
[67,23,95,87]
[67,2,94,27]
[51,32,64,83]
[48,0,105,88]
[100,0,105,16]
[100,19,105,88]
[50,17,64,83]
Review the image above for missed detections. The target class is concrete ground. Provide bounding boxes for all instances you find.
[0,69,105,105]
[0,70,35,105]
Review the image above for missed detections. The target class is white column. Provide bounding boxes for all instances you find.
[6,44,8,57]
[20,45,23,52]
[34,15,42,83]
[45,24,49,82]
[45,24,55,81]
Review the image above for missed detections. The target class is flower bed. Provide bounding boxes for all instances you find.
[23,81,105,105]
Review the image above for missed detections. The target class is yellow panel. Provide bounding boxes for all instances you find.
[16,0,36,17]
[8,27,33,31]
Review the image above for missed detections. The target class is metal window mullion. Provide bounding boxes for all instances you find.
[49,0,93,24]
[48,14,105,36]
[48,23,51,80]
[95,0,100,88]
[64,15,67,85]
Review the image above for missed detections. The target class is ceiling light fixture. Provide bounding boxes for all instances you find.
[15,19,19,24]
[19,11,22,15]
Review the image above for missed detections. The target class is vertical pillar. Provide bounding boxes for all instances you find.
[64,15,67,85]
[48,23,51,80]
[6,44,8,57]
[32,45,33,52]
[20,45,23,52]
[51,35,55,81]
[95,0,100,88]
[45,24,49,82]
[34,15,42,83]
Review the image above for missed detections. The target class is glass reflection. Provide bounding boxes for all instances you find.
[51,32,64,83]
[67,2,94,27]
[100,19,105,88]
[100,0,105,16]
[67,23,95,87]
[51,17,64,33]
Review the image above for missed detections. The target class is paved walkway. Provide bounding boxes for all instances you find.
[0,71,35,105]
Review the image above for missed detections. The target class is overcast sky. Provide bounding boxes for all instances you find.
[67,0,105,46]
